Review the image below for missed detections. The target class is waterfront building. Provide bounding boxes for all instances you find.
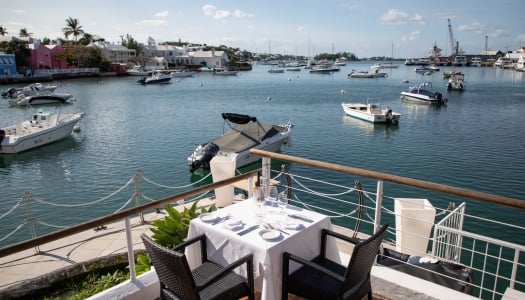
[0,52,17,76]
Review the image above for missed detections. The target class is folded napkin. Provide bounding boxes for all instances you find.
[223,219,243,231]
[281,221,301,230]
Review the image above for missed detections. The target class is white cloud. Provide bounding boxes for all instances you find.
[380,9,425,25]
[203,4,253,20]
[136,19,168,27]
[297,26,304,32]
[154,10,168,18]
[457,22,509,37]
[516,34,525,42]
[402,29,421,41]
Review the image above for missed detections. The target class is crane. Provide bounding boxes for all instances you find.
[448,18,458,57]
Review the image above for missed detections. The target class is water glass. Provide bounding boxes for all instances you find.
[268,186,278,201]
[277,191,289,212]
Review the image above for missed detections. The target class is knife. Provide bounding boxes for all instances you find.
[288,214,314,223]
[238,225,259,236]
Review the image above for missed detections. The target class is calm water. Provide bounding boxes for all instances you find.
[1,62,524,248]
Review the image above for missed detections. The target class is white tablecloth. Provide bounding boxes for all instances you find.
[186,199,338,300]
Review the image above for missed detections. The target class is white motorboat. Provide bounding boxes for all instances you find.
[400,82,448,105]
[188,113,293,173]
[0,107,84,154]
[126,65,153,76]
[342,100,400,125]
[9,92,75,106]
[268,68,285,73]
[2,82,58,99]
[348,71,374,78]
[170,70,195,77]
[136,70,172,84]
[213,68,239,76]
[446,74,466,91]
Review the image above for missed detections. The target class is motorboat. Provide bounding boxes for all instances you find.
[170,70,195,77]
[268,68,285,73]
[137,70,172,84]
[348,68,387,78]
[516,56,525,72]
[446,74,466,91]
[0,107,84,154]
[126,65,153,76]
[415,66,439,73]
[213,68,239,76]
[9,92,75,106]
[309,63,340,73]
[341,99,400,125]
[188,113,293,173]
[400,82,448,105]
[2,82,58,99]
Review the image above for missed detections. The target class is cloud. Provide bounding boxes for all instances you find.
[154,10,168,18]
[203,4,253,20]
[457,22,509,37]
[402,29,421,41]
[297,26,304,32]
[380,9,425,25]
[516,34,525,42]
[136,19,168,27]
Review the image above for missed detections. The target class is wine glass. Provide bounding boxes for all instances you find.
[268,186,278,201]
[277,191,289,213]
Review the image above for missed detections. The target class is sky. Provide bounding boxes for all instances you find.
[1,0,524,59]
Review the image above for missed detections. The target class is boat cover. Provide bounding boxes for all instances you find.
[211,122,283,153]
[221,113,257,124]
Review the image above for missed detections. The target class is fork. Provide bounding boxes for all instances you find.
[264,223,289,235]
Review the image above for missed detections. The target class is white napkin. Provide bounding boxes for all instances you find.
[223,219,243,231]
[281,221,301,230]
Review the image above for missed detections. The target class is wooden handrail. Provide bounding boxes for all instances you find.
[250,149,525,210]
[0,170,259,258]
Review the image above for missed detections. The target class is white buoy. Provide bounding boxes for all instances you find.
[267,96,272,101]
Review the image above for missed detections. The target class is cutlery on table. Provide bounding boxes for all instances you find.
[238,225,259,236]
[264,223,289,235]
[288,214,314,223]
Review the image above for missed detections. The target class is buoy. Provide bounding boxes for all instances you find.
[267,96,272,101]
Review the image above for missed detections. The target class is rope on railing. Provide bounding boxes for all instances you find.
[113,195,135,213]
[0,222,27,243]
[35,220,68,229]
[141,172,212,189]
[32,176,135,207]
[289,173,358,197]
[0,199,22,220]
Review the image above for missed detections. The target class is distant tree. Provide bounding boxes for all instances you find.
[0,26,7,36]
[42,37,51,45]
[121,34,143,57]
[19,28,32,38]
[63,17,84,41]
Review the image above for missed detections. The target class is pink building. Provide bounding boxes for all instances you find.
[29,42,68,70]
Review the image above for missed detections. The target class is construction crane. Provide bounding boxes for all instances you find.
[447,18,458,57]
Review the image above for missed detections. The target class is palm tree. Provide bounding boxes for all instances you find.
[19,28,32,38]
[63,17,84,41]
[0,26,7,36]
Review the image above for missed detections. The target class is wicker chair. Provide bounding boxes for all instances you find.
[141,233,255,300]
[281,224,388,300]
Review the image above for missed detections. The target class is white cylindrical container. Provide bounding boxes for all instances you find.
[210,154,236,207]
[394,198,436,256]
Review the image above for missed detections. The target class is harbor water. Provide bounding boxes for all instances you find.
[1,62,524,248]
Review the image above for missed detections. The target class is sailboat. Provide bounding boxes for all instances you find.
[381,43,399,68]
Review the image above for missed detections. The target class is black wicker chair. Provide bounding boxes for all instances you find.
[281,224,388,300]
[141,233,255,300]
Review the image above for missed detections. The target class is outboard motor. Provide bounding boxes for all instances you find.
[385,109,393,124]
[190,143,219,173]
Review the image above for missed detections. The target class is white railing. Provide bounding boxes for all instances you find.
[1,150,523,300]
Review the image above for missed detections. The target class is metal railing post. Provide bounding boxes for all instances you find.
[124,217,136,281]
[374,180,383,232]
[134,170,145,224]
[23,192,40,254]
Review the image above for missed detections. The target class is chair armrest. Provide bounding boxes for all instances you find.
[283,252,345,282]
[320,228,361,259]
[173,234,207,262]
[196,254,254,291]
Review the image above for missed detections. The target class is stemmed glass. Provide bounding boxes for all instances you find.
[277,191,289,213]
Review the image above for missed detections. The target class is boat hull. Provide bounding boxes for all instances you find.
[342,103,400,124]
[0,113,83,154]
[9,94,74,106]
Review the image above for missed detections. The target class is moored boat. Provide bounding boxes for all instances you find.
[342,99,400,125]
[400,82,448,105]
[1,82,59,99]
[0,107,84,154]
[188,113,293,173]
[137,70,172,84]
[446,74,466,91]
[9,92,75,106]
